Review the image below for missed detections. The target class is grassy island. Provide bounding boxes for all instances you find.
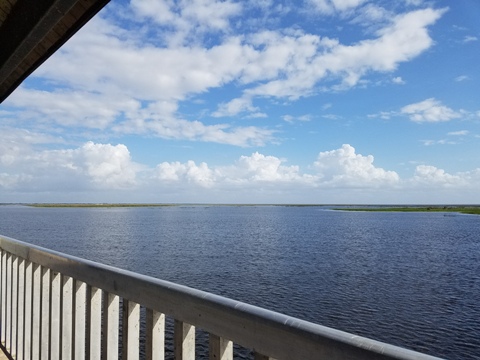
[334,206,480,215]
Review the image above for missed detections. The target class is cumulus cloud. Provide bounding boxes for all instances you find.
[155,160,215,187]
[79,142,139,188]
[401,98,462,122]
[413,165,466,187]
[0,141,141,191]
[2,140,480,202]
[313,144,399,186]
[223,152,312,183]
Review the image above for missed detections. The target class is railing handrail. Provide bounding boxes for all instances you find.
[0,234,444,360]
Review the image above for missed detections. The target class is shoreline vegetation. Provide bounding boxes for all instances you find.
[333,206,480,215]
[0,203,479,214]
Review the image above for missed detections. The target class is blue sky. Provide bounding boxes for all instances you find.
[1,0,479,204]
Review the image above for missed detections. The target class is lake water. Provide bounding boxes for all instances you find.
[0,205,479,359]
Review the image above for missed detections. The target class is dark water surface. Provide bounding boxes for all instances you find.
[1,205,479,359]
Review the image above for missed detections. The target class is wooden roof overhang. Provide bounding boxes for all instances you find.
[0,0,110,103]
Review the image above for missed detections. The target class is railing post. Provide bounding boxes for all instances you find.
[75,280,87,360]
[32,263,41,359]
[122,299,140,360]
[51,271,62,360]
[146,309,165,360]
[17,259,25,360]
[0,250,6,345]
[41,267,51,360]
[105,292,119,360]
[5,253,11,353]
[89,287,102,360]
[11,256,18,358]
[209,334,233,360]
[174,320,195,360]
[24,261,33,360]
[62,275,74,359]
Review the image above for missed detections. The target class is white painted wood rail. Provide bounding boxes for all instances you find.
[0,235,444,360]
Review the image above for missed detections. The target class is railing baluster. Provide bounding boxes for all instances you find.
[174,320,195,360]
[41,268,51,360]
[31,263,41,359]
[209,333,233,360]
[11,256,18,357]
[5,253,11,353]
[62,276,74,359]
[122,300,140,360]
[1,250,6,345]
[51,271,61,360]
[75,280,87,360]
[106,292,119,360]
[17,259,25,360]
[89,286,102,360]
[23,261,33,360]
[146,309,165,360]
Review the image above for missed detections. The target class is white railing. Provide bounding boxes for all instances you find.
[0,234,444,360]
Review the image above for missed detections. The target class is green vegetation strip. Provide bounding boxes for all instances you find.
[335,206,480,215]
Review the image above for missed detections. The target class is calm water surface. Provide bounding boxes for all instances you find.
[1,205,479,359]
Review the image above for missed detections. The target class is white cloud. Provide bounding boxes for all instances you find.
[309,0,367,14]
[112,100,274,146]
[405,0,423,6]
[0,141,141,191]
[242,8,446,100]
[421,139,456,146]
[42,6,444,111]
[454,75,468,82]
[413,165,466,187]
[392,76,405,84]
[282,114,311,123]
[155,160,215,187]
[350,3,392,30]
[463,35,478,43]
[224,152,310,183]
[2,140,480,202]
[313,144,400,186]
[401,98,462,122]
[448,130,468,136]
[130,0,242,44]
[6,88,140,129]
[79,142,139,188]
[212,96,256,117]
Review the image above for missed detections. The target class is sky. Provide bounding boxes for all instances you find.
[1,0,479,204]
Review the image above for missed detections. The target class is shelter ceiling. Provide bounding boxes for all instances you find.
[0,0,110,103]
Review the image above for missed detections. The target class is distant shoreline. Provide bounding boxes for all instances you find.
[0,203,479,214]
